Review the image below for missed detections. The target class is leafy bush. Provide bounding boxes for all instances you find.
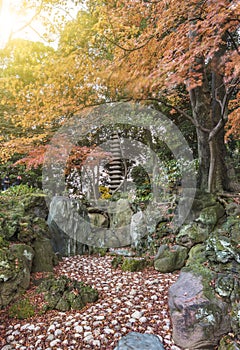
[8,298,35,319]
[0,184,43,197]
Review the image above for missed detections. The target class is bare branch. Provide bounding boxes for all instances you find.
[11,1,44,37]
[144,97,210,133]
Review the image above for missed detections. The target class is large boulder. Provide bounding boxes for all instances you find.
[48,196,91,256]
[114,332,165,350]
[0,244,34,308]
[154,244,188,273]
[169,271,231,349]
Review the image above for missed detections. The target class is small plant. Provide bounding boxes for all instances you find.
[111,256,124,269]
[8,298,35,319]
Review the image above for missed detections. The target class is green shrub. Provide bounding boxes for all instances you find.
[111,256,124,269]
[0,184,43,197]
[8,298,35,319]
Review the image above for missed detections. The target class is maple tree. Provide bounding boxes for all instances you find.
[82,0,239,192]
[0,0,239,193]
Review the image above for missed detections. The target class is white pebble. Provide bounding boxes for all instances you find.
[46,334,54,341]
[74,325,83,333]
[54,329,62,337]
[94,315,105,320]
[47,325,55,332]
[131,311,143,319]
[50,339,60,347]
[92,339,101,347]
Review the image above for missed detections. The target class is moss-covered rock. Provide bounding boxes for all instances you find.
[111,256,124,269]
[176,223,209,248]
[121,258,148,272]
[154,245,189,273]
[196,203,225,229]
[0,244,34,308]
[215,274,235,299]
[8,298,35,319]
[231,302,240,336]
[206,235,240,265]
[186,244,207,267]
[37,275,98,312]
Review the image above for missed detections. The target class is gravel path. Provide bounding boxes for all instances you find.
[0,255,181,350]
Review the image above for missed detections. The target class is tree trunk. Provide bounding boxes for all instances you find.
[189,69,211,191]
[208,51,230,193]
[189,49,232,193]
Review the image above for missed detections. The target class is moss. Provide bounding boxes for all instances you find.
[121,258,148,272]
[93,247,108,257]
[182,263,216,300]
[8,298,35,319]
[37,276,98,312]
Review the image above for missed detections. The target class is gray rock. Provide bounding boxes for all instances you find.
[114,332,165,350]
[48,196,90,256]
[195,203,225,229]
[154,245,188,273]
[169,271,231,349]
[176,222,209,248]
[206,235,240,264]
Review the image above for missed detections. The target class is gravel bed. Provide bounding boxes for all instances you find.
[0,255,181,350]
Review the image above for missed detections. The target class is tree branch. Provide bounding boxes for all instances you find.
[11,1,44,37]
[209,77,240,141]
[143,97,210,133]
[226,30,240,55]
